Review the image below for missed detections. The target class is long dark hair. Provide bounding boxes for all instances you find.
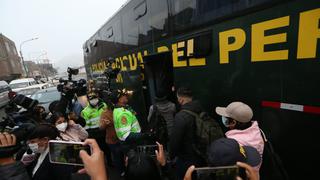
[50,112,66,125]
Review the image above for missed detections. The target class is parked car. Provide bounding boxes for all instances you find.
[0,81,11,107]
[30,87,60,112]
[9,78,49,97]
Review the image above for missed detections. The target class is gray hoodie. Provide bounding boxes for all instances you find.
[147,100,176,137]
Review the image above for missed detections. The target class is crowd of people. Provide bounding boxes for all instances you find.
[0,84,265,180]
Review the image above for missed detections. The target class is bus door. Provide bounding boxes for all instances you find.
[143,51,174,108]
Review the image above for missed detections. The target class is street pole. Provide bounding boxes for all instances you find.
[19,37,39,77]
[19,50,27,77]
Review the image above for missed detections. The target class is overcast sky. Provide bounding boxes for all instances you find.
[0,0,127,73]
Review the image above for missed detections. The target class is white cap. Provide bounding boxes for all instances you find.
[215,102,253,123]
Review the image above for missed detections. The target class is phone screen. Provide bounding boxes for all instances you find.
[136,145,158,157]
[49,141,91,166]
[193,166,240,180]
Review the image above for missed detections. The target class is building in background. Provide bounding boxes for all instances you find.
[0,34,24,82]
[25,60,57,80]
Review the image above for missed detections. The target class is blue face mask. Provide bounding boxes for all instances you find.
[221,116,229,127]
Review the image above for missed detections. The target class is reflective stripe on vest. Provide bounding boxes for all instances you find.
[113,107,141,141]
[84,116,100,129]
[82,103,107,129]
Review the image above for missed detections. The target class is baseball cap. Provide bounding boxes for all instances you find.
[208,138,261,167]
[215,102,253,123]
[87,91,98,100]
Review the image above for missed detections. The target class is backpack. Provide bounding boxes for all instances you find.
[148,105,168,146]
[259,129,289,180]
[181,110,224,162]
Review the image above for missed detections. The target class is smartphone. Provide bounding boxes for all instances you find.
[136,145,158,157]
[193,165,245,180]
[49,140,91,166]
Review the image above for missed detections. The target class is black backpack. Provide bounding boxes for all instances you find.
[259,129,289,180]
[148,105,168,146]
[182,110,224,162]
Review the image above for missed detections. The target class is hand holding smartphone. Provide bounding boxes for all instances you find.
[136,145,159,157]
[49,140,91,166]
[192,165,247,180]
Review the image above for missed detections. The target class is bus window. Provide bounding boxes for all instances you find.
[106,27,113,39]
[134,0,152,46]
[98,15,122,45]
[171,0,196,33]
[148,0,169,41]
[172,0,284,33]
[196,0,286,23]
[113,18,122,44]
[196,0,254,23]
[134,1,147,20]
[122,3,139,46]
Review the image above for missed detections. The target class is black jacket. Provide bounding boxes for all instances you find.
[169,100,202,161]
[26,154,74,180]
[0,161,30,180]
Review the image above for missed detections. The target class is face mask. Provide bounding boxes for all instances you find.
[89,98,99,106]
[56,122,68,132]
[28,143,46,153]
[221,116,229,127]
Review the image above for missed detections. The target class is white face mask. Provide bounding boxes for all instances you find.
[89,98,99,106]
[221,116,230,127]
[28,143,46,153]
[56,122,68,132]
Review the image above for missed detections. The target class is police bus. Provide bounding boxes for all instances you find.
[83,0,319,179]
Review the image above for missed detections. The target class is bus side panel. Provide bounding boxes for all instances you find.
[173,1,320,179]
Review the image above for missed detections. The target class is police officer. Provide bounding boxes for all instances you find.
[113,106,141,141]
[110,90,140,140]
[81,92,107,131]
[110,90,153,151]
[81,92,112,165]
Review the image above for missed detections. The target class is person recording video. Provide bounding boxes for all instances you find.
[53,67,88,116]
[0,132,30,180]
[183,138,261,180]
[125,142,175,180]
[0,132,107,180]
[22,124,75,180]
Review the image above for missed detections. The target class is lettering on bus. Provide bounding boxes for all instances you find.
[91,60,107,72]
[219,8,320,64]
[158,39,206,67]
[115,50,148,71]
[91,38,206,74]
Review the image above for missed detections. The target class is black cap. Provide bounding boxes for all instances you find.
[109,90,121,104]
[87,91,98,100]
[208,138,261,167]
